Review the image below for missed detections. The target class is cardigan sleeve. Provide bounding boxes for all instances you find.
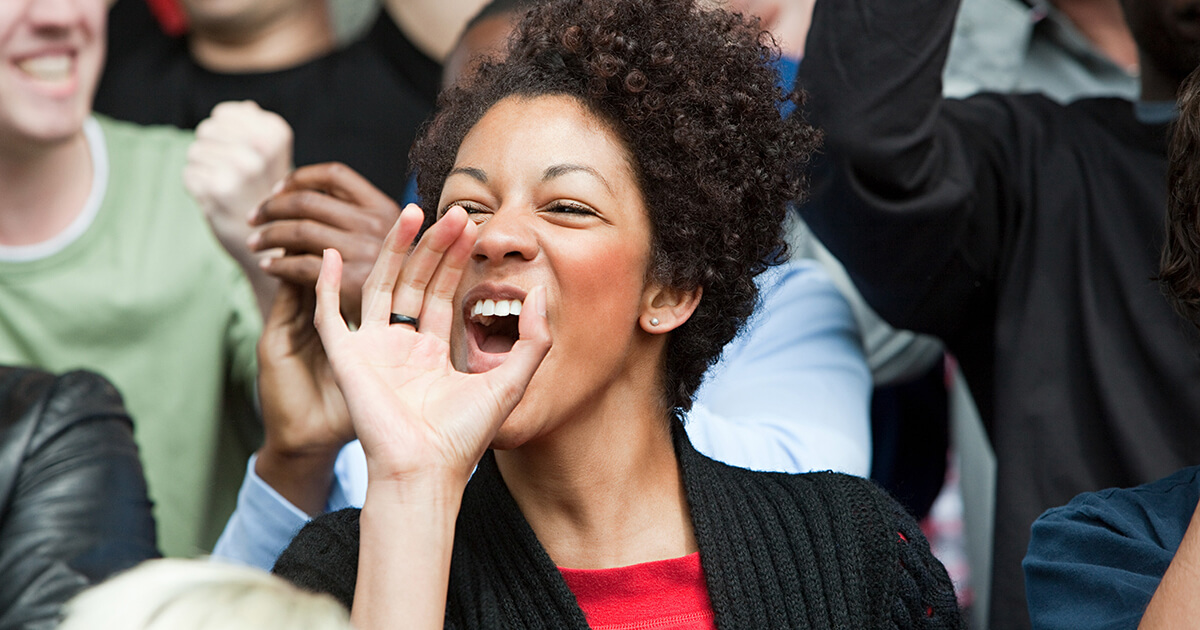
[886,496,964,630]
[273,507,362,612]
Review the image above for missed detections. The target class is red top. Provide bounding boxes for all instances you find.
[559,552,717,630]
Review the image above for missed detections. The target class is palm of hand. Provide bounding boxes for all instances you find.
[314,206,550,485]
[327,324,510,480]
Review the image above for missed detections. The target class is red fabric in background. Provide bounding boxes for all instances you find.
[143,0,188,36]
[558,552,716,630]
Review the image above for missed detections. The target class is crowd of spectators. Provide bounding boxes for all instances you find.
[2,0,1199,628]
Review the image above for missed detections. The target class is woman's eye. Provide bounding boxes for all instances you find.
[548,203,596,216]
[442,202,488,217]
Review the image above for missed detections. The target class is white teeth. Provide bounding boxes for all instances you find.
[17,54,72,82]
[470,298,524,320]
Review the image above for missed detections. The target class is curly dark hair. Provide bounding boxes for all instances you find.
[410,0,820,412]
[1161,66,1200,330]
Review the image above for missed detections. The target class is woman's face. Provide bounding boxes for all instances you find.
[440,94,659,448]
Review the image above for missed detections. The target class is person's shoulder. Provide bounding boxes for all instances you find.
[93,114,192,155]
[92,115,197,216]
[272,508,361,611]
[0,368,131,463]
[692,461,964,627]
[1038,466,1200,532]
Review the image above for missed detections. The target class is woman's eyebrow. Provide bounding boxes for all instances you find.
[448,166,488,183]
[542,163,613,194]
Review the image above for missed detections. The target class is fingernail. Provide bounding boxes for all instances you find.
[258,257,271,269]
[271,179,285,195]
[247,207,259,223]
[537,287,547,317]
[246,232,261,249]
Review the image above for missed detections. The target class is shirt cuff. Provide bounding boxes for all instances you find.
[210,454,312,571]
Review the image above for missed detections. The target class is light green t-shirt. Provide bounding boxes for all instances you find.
[0,116,262,557]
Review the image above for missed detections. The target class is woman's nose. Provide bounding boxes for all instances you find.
[471,207,538,263]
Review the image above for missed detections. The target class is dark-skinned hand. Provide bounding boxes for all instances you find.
[249,162,408,325]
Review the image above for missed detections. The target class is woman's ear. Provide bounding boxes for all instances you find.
[639,283,702,333]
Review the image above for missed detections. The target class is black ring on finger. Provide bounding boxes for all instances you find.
[389,313,419,328]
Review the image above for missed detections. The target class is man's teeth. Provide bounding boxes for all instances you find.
[17,54,72,81]
[471,298,523,318]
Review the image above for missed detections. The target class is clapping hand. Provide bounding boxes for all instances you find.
[249,163,402,326]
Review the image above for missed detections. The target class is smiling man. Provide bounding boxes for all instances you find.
[0,0,261,558]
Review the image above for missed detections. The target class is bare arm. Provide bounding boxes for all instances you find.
[1139,499,1200,629]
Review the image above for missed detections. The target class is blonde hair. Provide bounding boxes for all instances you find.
[58,559,352,630]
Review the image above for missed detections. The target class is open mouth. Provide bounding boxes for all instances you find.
[468,298,523,355]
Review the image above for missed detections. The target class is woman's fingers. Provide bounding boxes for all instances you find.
[314,248,350,349]
[483,286,552,414]
[389,207,469,326]
[419,218,477,344]
[360,205,424,326]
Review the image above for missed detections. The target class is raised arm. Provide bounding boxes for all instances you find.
[308,206,550,628]
[797,0,1022,342]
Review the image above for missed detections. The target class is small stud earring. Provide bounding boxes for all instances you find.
[649,317,660,326]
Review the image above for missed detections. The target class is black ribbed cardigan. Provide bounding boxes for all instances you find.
[275,423,962,629]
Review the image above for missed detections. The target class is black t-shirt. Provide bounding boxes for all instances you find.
[97,0,441,202]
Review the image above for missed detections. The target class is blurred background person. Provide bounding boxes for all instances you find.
[0,0,261,558]
[97,0,443,203]
[798,0,1200,628]
[0,367,157,630]
[1023,64,1200,630]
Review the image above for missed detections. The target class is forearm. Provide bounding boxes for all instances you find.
[801,0,959,173]
[255,444,340,517]
[1139,499,1200,629]
[352,474,466,630]
[799,0,1002,335]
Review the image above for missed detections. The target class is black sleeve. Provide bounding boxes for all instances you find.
[273,507,362,612]
[797,0,1029,344]
[886,497,964,629]
[0,371,159,630]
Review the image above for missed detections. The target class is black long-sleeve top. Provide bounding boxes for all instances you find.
[798,1,1200,628]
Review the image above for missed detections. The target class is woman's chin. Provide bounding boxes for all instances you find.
[488,402,547,451]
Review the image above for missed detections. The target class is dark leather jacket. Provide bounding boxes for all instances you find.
[0,368,158,630]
